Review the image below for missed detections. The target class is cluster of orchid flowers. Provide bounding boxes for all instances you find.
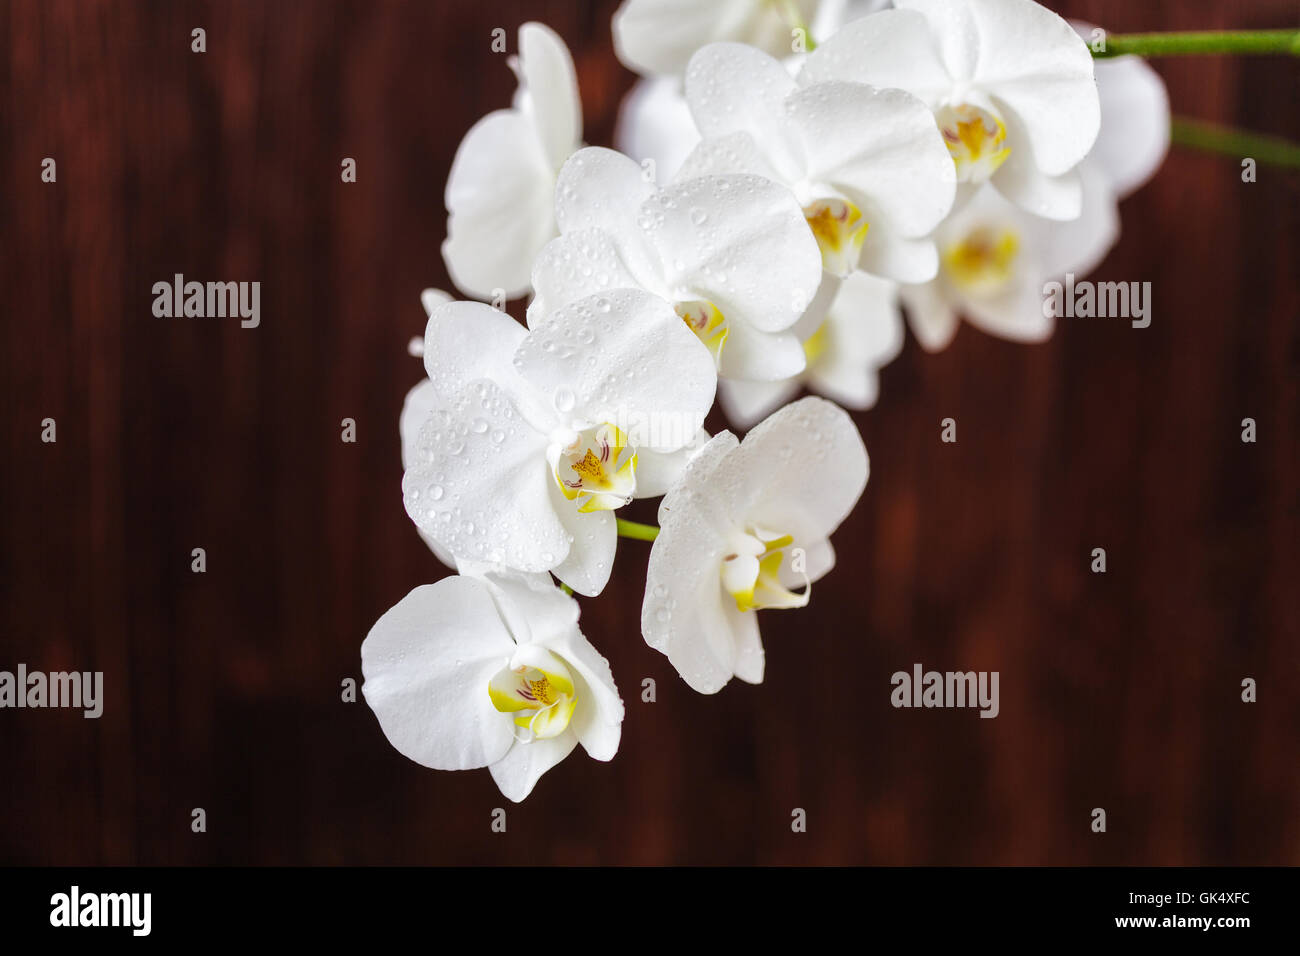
[361,0,1171,802]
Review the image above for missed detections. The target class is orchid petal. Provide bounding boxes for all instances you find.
[489,732,578,802]
[402,380,570,573]
[443,110,554,299]
[517,22,581,169]
[361,578,516,771]
[517,289,716,451]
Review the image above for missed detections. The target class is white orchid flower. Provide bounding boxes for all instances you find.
[443,23,581,300]
[404,293,715,595]
[678,42,956,283]
[529,146,824,383]
[901,24,1168,352]
[801,0,1100,221]
[901,166,1118,350]
[642,396,868,694]
[362,570,623,803]
[720,271,903,427]
[610,1,891,186]
[613,0,822,78]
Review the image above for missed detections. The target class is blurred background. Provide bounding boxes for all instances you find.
[2,0,1296,865]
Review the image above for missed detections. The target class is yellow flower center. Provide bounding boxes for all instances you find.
[720,528,811,613]
[942,225,1020,297]
[488,650,577,741]
[674,300,729,367]
[936,103,1011,183]
[549,422,637,513]
[803,198,870,277]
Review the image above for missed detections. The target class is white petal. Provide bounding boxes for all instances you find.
[554,147,657,245]
[719,322,807,383]
[934,0,1100,176]
[634,428,710,497]
[527,229,645,326]
[517,22,581,169]
[420,288,453,317]
[400,381,440,471]
[799,9,955,105]
[548,496,617,597]
[533,623,624,760]
[517,289,716,450]
[402,380,570,573]
[658,429,741,525]
[614,0,813,78]
[859,230,940,283]
[676,130,789,184]
[422,300,550,428]
[808,271,904,408]
[649,173,823,335]
[614,76,700,185]
[1091,52,1170,198]
[642,505,748,694]
[788,81,956,237]
[781,535,836,588]
[718,377,800,429]
[960,273,1054,344]
[489,733,578,802]
[900,281,961,352]
[1034,160,1121,280]
[478,567,580,647]
[724,396,869,544]
[728,604,765,685]
[684,43,803,181]
[443,110,555,299]
[399,381,458,570]
[990,104,1083,221]
[361,578,516,771]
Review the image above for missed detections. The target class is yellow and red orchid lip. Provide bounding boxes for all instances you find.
[720,528,811,613]
[935,103,1012,184]
[803,198,870,277]
[674,300,730,368]
[551,421,638,513]
[488,648,577,741]
[942,225,1020,297]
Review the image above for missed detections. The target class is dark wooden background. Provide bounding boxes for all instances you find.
[2,0,1296,865]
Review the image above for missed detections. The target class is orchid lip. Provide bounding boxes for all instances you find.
[488,646,578,742]
[942,225,1020,297]
[803,198,870,277]
[548,421,637,513]
[674,299,729,368]
[935,103,1012,184]
[720,527,812,613]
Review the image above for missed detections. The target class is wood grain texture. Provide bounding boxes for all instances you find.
[1,0,1296,865]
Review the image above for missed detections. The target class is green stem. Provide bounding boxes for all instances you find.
[1092,29,1300,59]
[1171,116,1300,168]
[616,518,660,542]
[560,583,574,596]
